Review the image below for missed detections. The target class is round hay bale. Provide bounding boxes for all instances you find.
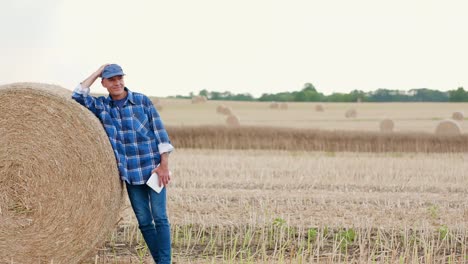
[269,102,279,109]
[279,102,288,110]
[222,106,233,115]
[216,104,226,114]
[435,119,461,135]
[379,119,394,132]
[216,104,232,115]
[191,95,207,104]
[0,83,123,263]
[155,102,163,111]
[152,98,163,111]
[226,114,240,127]
[152,97,161,104]
[345,108,357,118]
[315,104,324,112]
[191,96,200,103]
[452,111,464,121]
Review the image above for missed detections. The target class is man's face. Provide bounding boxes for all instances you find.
[101,75,126,99]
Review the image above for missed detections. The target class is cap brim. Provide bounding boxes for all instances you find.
[101,73,125,79]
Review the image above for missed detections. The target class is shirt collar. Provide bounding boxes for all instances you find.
[107,87,135,106]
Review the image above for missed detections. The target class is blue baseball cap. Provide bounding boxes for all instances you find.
[101,64,125,79]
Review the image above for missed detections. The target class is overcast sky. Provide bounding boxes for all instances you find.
[1,0,467,97]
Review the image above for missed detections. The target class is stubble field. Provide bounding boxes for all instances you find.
[87,99,467,263]
[159,99,468,132]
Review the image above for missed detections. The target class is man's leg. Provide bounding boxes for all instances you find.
[149,187,171,263]
[126,183,161,262]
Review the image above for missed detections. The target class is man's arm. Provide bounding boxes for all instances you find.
[81,64,109,88]
[153,152,171,187]
[71,64,109,116]
[145,97,173,151]
[146,96,174,187]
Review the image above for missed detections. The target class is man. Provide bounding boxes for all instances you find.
[72,64,173,263]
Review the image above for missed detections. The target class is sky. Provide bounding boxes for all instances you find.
[1,0,468,98]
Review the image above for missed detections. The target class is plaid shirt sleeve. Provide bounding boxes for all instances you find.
[71,84,106,116]
[144,96,174,154]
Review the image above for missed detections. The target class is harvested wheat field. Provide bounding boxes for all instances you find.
[88,148,467,263]
[155,99,468,133]
[82,99,466,263]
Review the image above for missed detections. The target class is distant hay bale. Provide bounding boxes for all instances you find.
[315,104,324,112]
[216,105,225,114]
[452,111,464,121]
[216,105,232,115]
[223,106,233,115]
[267,101,288,110]
[226,114,240,127]
[155,102,163,111]
[379,119,395,132]
[435,119,461,135]
[345,108,357,118]
[191,95,207,104]
[152,97,163,111]
[0,83,123,263]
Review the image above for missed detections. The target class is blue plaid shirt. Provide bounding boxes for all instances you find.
[72,85,174,185]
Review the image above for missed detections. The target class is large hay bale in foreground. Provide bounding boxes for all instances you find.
[345,108,357,118]
[379,119,394,133]
[435,119,461,135]
[452,111,464,121]
[0,83,123,263]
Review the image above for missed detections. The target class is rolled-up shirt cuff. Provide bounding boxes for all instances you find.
[158,143,174,154]
[73,84,90,97]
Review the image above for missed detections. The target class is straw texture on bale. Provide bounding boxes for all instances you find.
[435,119,461,135]
[452,111,464,121]
[226,114,240,127]
[379,119,394,133]
[315,104,324,112]
[345,108,357,118]
[0,83,123,263]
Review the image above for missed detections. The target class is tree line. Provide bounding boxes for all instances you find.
[173,83,468,102]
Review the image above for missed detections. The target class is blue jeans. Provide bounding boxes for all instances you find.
[126,183,171,264]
